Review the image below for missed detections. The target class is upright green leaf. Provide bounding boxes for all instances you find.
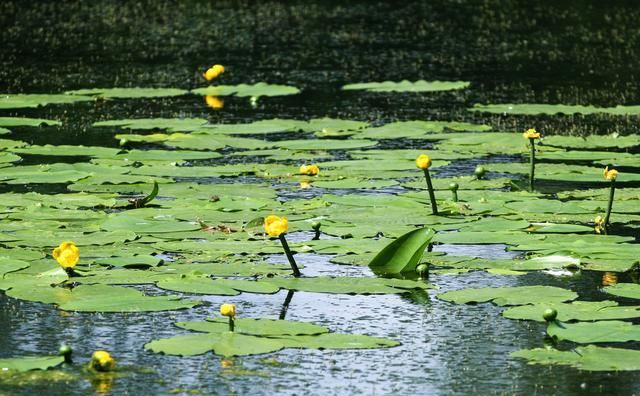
[368,227,435,274]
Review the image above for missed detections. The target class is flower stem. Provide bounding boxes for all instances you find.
[228,317,235,332]
[452,190,458,202]
[529,139,536,192]
[604,180,616,228]
[279,234,301,277]
[423,169,438,215]
[279,290,295,320]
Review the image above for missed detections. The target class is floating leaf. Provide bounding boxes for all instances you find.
[177,318,329,336]
[192,83,300,98]
[342,80,470,92]
[369,227,435,274]
[438,285,578,306]
[547,320,640,343]
[259,276,432,294]
[93,118,208,132]
[0,94,93,109]
[156,277,280,295]
[0,356,65,372]
[511,345,640,371]
[603,283,640,300]
[470,103,640,115]
[66,87,188,98]
[503,300,640,322]
[0,117,61,127]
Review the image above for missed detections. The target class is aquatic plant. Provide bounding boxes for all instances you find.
[264,215,301,277]
[416,154,438,215]
[523,128,541,191]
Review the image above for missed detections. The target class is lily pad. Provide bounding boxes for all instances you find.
[547,320,640,343]
[342,80,470,92]
[66,87,188,98]
[470,103,640,115]
[93,118,209,132]
[511,345,640,371]
[0,117,61,127]
[0,356,65,372]
[192,83,300,98]
[0,94,93,109]
[438,285,578,306]
[503,300,640,322]
[259,276,432,294]
[603,283,640,300]
[177,318,329,336]
[156,277,280,295]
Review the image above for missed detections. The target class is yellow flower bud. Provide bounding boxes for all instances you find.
[205,95,224,110]
[522,128,540,139]
[90,350,115,372]
[264,215,288,237]
[415,154,432,170]
[203,64,225,81]
[604,166,618,181]
[52,241,79,269]
[220,303,236,318]
[299,164,320,176]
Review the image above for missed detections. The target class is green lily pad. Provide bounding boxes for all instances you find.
[469,103,640,115]
[192,83,300,98]
[342,80,470,92]
[603,283,640,300]
[277,333,400,349]
[67,87,188,98]
[145,332,285,357]
[358,120,490,139]
[177,318,329,336]
[0,356,65,372]
[0,117,61,127]
[369,227,435,274]
[94,118,209,132]
[260,276,432,294]
[100,214,200,234]
[503,300,640,322]
[438,285,578,306]
[547,320,640,343]
[511,345,640,371]
[156,277,280,295]
[0,94,93,109]
[12,145,121,158]
[56,284,200,312]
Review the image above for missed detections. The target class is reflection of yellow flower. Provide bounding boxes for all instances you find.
[299,164,320,176]
[205,95,224,110]
[415,154,432,170]
[602,271,618,286]
[264,215,288,237]
[203,64,225,81]
[522,128,540,139]
[594,215,606,234]
[604,166,618,181]
[221,358,234,368]
[52,241,79,269]
[220,303,236,318]
[90,350,116,372]
[299,181,312,189]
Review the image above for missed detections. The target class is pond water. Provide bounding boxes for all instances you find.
[1,1,640,395]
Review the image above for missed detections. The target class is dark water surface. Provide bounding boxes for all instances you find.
[1,1,640,395]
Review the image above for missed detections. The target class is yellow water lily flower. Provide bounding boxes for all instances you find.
[203,64,225,81]
[594,215,606,234]
[220,303,236,318]
[264,215,288,237]
[52,241,79,269]
[415,154,432,170]
[90,350,115,372]
[205,95,224,110]
[299,164,320,176]
[522,128,540,139]
[603,166,618,181]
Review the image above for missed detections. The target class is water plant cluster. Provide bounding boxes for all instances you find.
[0,73,639,384]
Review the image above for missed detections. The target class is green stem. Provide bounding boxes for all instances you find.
[423,169,438,215]
[279,290,295,320]
[604,180,616,228]
[529,139,536,192]
[452,190,458,202]
[228,316,235,332]
[279,234,301,277]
